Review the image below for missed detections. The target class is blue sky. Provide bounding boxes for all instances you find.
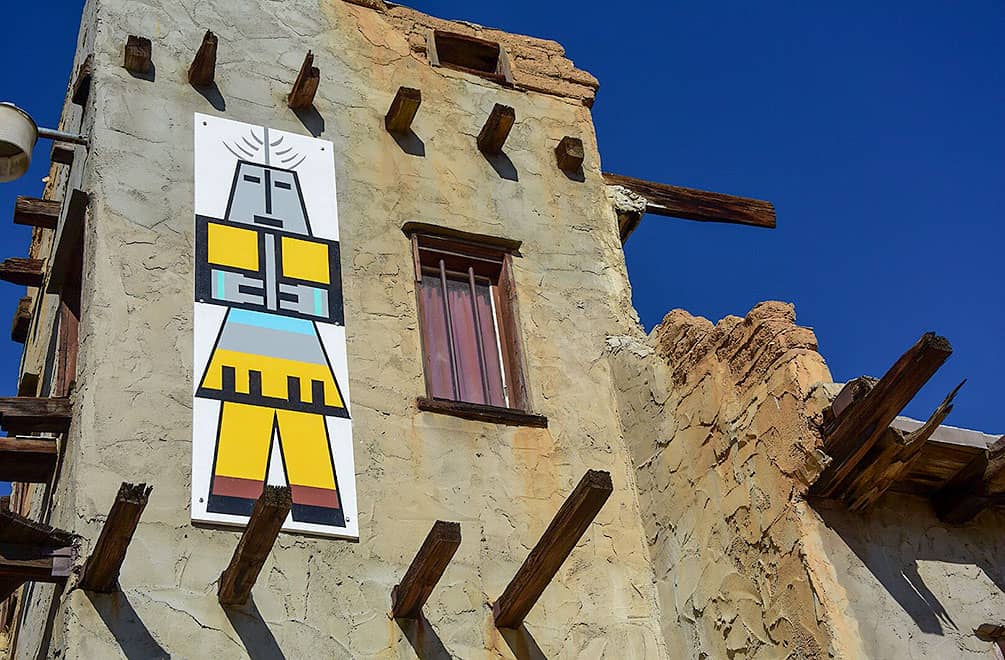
[1,2,1002,496]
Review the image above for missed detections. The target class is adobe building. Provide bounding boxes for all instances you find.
[0,1,1002,658]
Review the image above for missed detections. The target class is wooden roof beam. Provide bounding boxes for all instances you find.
[0,259,44,288]
[80,483,152,592]
[810,333,953,499]
[933,436,1005,524]
[478,104,515,155]
[188,30,218,88]
[11,296,32,344]
[493,470,613,628]
[391,521,461,619]
[0,510,76,601]
[218,486,291,607]
[124,35,152,75]
[385,87,421,135]
[0,397,72,435]
[0,437,57,483]
[602,172,776,230]
[841,381,964,511]
[288,51,319,110]
[13,197,60,230]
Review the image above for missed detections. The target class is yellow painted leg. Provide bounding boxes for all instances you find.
[275,409,341,511]
[210,402,275,502]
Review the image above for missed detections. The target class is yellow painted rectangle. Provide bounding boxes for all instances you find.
[208,223,260,271]
[281,236,330,284]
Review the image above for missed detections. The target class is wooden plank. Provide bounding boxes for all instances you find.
[416,397,547,428]
[51,144,75,167]
[80,483,152,592]
[809,333,952,498]
[493,470,613,628]
[11,297,31,344]
[124,35,152,74]
[385,87,422,134]
[933,436,1005,524]
[13,197,60,230]
[188,30,218,87]
[0,544,72,583]
[391,521,461,619]
[72,54,94,105]
[287,51,320,109]
[0,437,57,483]
[47,189,88,294]
[554,136,584,172]
[0,259,44,288]
[218,486,292,606]
[0,398,72,435]
[602,172,776,229]
[843,381,963,511]
[477,104,515,155]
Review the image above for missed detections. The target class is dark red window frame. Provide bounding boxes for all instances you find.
[410,230,530,414]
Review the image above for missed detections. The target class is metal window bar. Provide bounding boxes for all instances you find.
[438,259,461,399]
[468,266,492,404]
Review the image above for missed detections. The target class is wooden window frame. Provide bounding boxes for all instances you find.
[426,30,515,86]
[404,223,545,428]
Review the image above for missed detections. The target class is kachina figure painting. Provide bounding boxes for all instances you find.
[192,113,358,539]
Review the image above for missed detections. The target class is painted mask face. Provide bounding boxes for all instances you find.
[227,162,309,235]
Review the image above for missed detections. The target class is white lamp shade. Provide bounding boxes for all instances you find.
[0,103,38,182]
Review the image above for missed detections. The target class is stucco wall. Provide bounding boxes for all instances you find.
[808,496,1005,659]
[13,0,667,658]
[609,302,860,659]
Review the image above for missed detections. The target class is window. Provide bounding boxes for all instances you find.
[408,226,542,426]
[429,30,513,85]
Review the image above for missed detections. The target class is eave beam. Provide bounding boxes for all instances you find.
[809,333,953,499]
[13,197,60,230]
[0,397,72,435]
[391,521,461,619]
[80,482,152,592]
[933,436,1005,524]
[493,470,613,629]
[218,486,291,607]
[603,172,776,230]
[0,437,57,483]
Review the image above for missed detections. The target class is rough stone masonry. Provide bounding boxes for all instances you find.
[2,1,1003,659]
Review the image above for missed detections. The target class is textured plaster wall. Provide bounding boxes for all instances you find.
[13,1,667,658]
[608,302,858,659]
[808,495,1005,658]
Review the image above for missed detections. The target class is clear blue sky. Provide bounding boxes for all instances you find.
[1,2,1002,496]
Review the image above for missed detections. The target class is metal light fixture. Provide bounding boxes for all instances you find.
[0,103,88,183]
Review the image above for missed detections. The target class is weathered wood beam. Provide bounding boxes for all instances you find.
[385,87,422,135]
[493,470,613,628]
[47,189,88,294]
[287,51,320,109]
[602,172,776,229]
[188,30,218,87]
[0,437,57,483]
[71,54,94,106]
[51,144,75,167]
[0,544,73,584]
[124,35,152,74]
[554,136,584,172]
[933,436,1005,524]
[976,623,1005,643]
[809,333,953,499]
[478,104,515,155]
[843,381,964,511]
[391,521,461,619]
[0,259,44,288]
[80,483,152,592]
[11,297,32,344]
[14,197,60,230]
[218,486,291,606]
[0,398,72,435]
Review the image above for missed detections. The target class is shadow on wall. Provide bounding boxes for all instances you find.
[224,598,285,660]
[396,615,451,659]
[86,591,169,659]
[813,497,1005,636]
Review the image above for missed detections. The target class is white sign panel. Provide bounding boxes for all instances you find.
[192,113,357,539]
